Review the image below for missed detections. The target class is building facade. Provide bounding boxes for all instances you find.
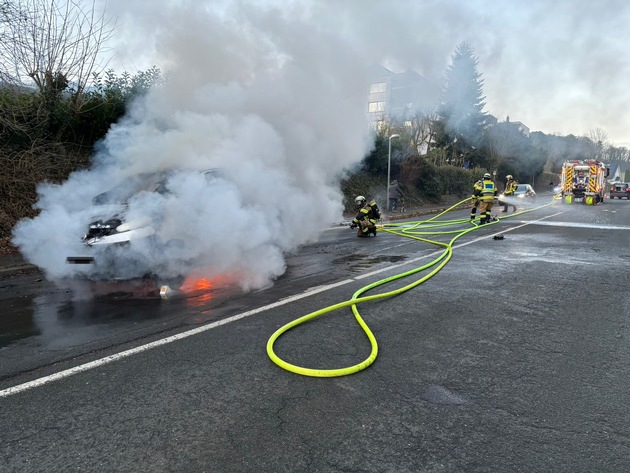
[367,65,440,130]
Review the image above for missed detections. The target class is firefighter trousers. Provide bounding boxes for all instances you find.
[479,200,494,223]
[357,219,376,237]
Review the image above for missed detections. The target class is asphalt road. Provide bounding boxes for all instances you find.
[1,196,630,472]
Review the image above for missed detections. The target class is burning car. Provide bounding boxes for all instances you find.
[66,168,225,294]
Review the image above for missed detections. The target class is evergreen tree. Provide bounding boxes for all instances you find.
[437,42,488,164]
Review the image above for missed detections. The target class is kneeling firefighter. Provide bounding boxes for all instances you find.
[350,195,381,237]
[474,173,497,224]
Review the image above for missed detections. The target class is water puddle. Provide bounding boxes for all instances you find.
[332,254,408,272]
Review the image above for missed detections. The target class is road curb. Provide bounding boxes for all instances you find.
[0,263,37,275]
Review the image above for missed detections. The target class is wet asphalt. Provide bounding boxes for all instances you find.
[1,195,630,472]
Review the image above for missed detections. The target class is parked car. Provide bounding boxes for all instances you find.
[513,184,536,200]
[609,182,630,199]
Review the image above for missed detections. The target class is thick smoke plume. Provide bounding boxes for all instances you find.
[12,2,372,289]
[15,0,630,289]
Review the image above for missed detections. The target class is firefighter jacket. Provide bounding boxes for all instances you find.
[474,179,497,202]
[472,180,483,200]
[353,200,381,225]
[504,179,518,195]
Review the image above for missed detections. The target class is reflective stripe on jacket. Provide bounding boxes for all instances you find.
[504,180,518,195]
[368,200,380,223]
[472,180,482,199]
[353,201,380,225]
[478,179,497,202]
[352,207,370,225]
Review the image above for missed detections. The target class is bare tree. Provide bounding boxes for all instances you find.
[404,110,438,156]
[0,0,115,107]
[587,127,609,161]
[588,128,608,146]
[0,1,22,83]
[483,124,511,172]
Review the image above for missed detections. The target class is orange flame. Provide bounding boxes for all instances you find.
[179,273,234,307]
[181,277,213,292]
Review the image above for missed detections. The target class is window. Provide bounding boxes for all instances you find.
[369,82,386,94]
[368,101,385,113]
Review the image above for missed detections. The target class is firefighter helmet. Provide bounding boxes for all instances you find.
[506,175,513,180]
[355,195,366,207]
[483,173,491,179]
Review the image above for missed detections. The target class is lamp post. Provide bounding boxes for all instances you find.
[387,134,400,211]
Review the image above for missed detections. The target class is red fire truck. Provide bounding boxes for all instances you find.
[559,159,609,205]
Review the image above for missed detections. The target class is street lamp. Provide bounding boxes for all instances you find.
[387,134,400,211]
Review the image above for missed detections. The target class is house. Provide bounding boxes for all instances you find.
[607,163,630,183]
[503,116,530,137]
[367,65,440,130]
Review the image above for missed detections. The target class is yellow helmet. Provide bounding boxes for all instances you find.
[506,175,513,180]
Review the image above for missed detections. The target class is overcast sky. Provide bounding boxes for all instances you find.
[99,0,630,147]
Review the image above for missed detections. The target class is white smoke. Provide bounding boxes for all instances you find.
[18,0,629,289]
[12,1,373,289]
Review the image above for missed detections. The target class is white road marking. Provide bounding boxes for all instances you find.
[0,279,353,398]
[516,220,630,230]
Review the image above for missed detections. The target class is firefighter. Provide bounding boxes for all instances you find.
[474,173,497,224]
[470,178,483,221]
[350,195,381,237]
[501,174,518,212]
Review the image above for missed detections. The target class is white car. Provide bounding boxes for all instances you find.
[513,184,536,200]
[498,183,536,202]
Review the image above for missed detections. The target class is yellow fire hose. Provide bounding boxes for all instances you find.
[267,195,559,377]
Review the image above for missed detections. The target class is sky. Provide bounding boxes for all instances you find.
[13,0,630,289]
[103,0,630,147]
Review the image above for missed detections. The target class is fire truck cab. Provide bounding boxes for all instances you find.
[559,159,609,205]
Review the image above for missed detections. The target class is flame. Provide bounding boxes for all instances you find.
[178,276,214,307]
[179,273,234,307]
[181,277,213,292]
